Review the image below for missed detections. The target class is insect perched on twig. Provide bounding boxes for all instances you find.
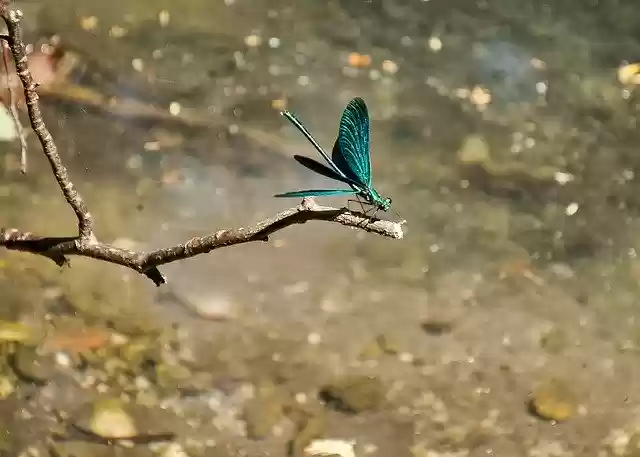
[275,97,394,217]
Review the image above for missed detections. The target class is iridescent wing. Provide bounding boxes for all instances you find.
[333,98,372,187]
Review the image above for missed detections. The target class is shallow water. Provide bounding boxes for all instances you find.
[2,0,640,456]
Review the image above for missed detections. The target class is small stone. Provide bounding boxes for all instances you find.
[88,399,137,439]
[11,345,56,385]
[320,375,384,413]
[0,321,40,344]
[0,375,14,398]
[457,134,490,165]
[539,327,568,355]
[304,439,356,457]
[530,378,577,421]
[243,381,286,439]
[358,334,400,361]
[421,320,453,336]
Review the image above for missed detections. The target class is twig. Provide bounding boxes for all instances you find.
[0,8,93,239]
[1,38,26,173]
[0,5,405,286]
[1,198,404,286]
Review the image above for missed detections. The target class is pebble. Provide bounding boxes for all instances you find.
[304,439,356,457]
[320,375,384,413]
[88,399,137,439]
[530,378,577,422]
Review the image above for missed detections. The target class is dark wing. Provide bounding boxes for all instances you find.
[333,97,372,187]
[293,155,362,189]
[281,110,347,180]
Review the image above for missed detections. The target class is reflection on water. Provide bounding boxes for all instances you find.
[1,0,640,455]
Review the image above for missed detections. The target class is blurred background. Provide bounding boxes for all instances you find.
[1,0,640,456]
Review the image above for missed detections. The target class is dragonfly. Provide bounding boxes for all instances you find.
[274,97,392,214]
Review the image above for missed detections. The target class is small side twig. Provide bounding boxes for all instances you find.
[1,38,26,173]
[0,5,405,286]
[0,8,93,239]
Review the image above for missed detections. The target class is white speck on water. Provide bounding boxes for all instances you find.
[364,443,378,454]
[158,10,170,27]
[158,442,190,457]
[244,34,262,47]
[131,58,144,72]
[126,154,143,170]
[54,352,72,367]
[554,171,574,185]
[307,332,321,345]
[268,37,280,48]
[169,102,181,116]
[297,75,310,86]
[134,376,151,390]
[305,439,356,457]
[565,202,579,216]
[428,36,442,52]
[382,59,398,74]
[399,352,414,363]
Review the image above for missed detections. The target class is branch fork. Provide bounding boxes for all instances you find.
[0,5,404,286]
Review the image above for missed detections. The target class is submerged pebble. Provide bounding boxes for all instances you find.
[87,398,137,439]
[243,380,286,439]
[73,397,175,442]
[320,375,385,413]
[11,345,56,384]
[530,378,577,421]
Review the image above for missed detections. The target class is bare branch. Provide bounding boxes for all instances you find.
[0,5,405,286]
[1,8,94,239]
[1,198,404,286]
